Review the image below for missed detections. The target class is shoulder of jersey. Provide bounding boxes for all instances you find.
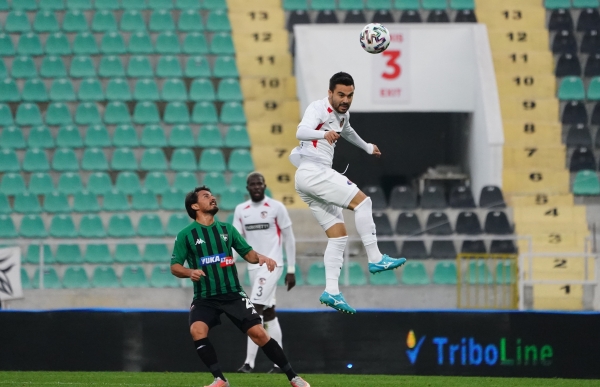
[235,199,252,211]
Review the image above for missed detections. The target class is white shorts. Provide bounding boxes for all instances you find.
[295,161,359,231]
[248,265,283,308]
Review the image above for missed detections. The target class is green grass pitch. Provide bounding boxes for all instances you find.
[0,372,597,387]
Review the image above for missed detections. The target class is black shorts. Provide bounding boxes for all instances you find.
[189,294,262,333]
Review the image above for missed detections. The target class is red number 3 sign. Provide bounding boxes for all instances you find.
[373,30,409,103]
[382,50,401,80]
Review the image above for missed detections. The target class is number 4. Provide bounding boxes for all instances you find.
[382,50,401,80]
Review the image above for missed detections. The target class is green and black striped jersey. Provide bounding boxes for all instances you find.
[171,220,253,299]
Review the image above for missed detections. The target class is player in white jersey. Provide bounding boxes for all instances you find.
[233,172,297,374]
[290,72,406,314]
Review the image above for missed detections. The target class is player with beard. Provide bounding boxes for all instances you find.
[171,186,310,387]
[233,173,297,374]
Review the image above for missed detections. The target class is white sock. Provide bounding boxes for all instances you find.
[244,315,263,368]
[324,236,347,295]
[354,197,383,263]
[265,316,282,348]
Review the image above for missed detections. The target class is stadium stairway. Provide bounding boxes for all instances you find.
[476,0,592,310]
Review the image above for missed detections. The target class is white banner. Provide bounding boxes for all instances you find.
[0,247,23,301]
[372,28,410,104]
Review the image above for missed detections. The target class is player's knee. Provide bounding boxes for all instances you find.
[263,307,276,321]
[247,324,270,346]
[353,196,372,213]
[189,322,208,340]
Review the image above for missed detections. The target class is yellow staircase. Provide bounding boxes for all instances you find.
[227,0,303,208]
[476,0,590,310]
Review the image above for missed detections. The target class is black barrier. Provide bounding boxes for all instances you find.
[0,310,599,378]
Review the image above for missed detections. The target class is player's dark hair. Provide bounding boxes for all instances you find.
[185,186,212,219]
[329,72,354,91]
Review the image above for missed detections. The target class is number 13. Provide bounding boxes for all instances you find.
[382,50,401,80]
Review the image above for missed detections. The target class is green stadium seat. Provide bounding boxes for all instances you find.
[101,32,127,54]
[52,148,79,171]
[346,261,368,285]
[22,79,49,102]
[402,261,430,285]
[104,101,132,124]
[162,78,188,101]
[33,267,61,289]
[129,32,155,54]
[224,126,251,148]
[115,244,143,263]
[55,244,83,264]
[573,0,600,8]
[144,172,170,194]
[23,148,50,172]
[573,170,600,195]
[80,174,109,197]
[133,191,160,212]
[122,0,147,9]
[25,245,53,265]
[99,55,125,77]
[17,103,44,126]
[210,33,235,55]
[192,102,218,124]
[41,0,65,9]
[13,0,37,11]
[156,31,181,54]
[115,171,142,194]
[190,78,216,101]
[0,33,16,56]
[0,149,20,172]
[134,102,160,124]
[422,0,447,9]
[284,0,309,10]
[73,190,101,212]
[94,0,118,9]
[219,187,245,211]
[183,32,209,54]
[217,78,243,101]
[202,172,226,194]
[138,213,164,236]
[111,147,138,170]
[21,268,32,289]
[394,0,419,9]
[0,79,20,102]
[174,172,198,192]
[177,0,201,9]
[81,147,109,171]
[433,262,457,284]
[0,215,17,238]
[14,192,42,214]
[50,78,76,101]
[204,0,227,10]
[128,56,154,78]
[161,188,184,210]
[1,173,25,195]
[199,148,226,172]
[150,264,179,288]
[171,148,197,171]
[144,244,170,263]
[103,189,130,211]
[56,125,83,148]
[46,102,73,125]
[68,0,92,9]
[29,172,54,195]
[85,124,111,147]
[307,262,325,285]
[108,214,136,237]
[230,172,247,191]
[186,56,211,77]
[367,0,391,9]
[544,0,570,8]
[92,10,118,32]
[228,149,254,173]
[79,214,107,237]
[164,102,190,124]
[169,125,194,147]
[28,126,54,149]
[62,266,90,288]
[495,261,516,285]
[179,9,204,32]
[0,60,5,78]
[141,124,167,147]
[85,244,112,264]
[121,10,146,31]
[220,102,246,124]
[166,213,190,235]
[20,214,48,238]
[150,0,173,8]
[369,268,398,285]
[50,214,77,238]
[70,56,96,78]
[75,102,102,125]
[157,56,183,77]
[6,11,31,33]
[339,0,364,10]
[113,124,139,146]
[206,10,231,32]
[92,266,120,288]
[587,77,600,101]
[1,126,25,149]
[141,148,168,171]
[450,0,474,10]
[73,32,99,55]
[468,260,494,284]
[12,56,38,78]
[558,77,585,100]
[106,78,131,100]
[150,10,175,31]
[41,56,67,78]
[63,10,88,32]
[57,172,84,194]
[121,265,149,287]
[44,192,71,213]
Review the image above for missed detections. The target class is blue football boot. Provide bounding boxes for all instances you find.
[319,291,356,314]
[368,254,407,274]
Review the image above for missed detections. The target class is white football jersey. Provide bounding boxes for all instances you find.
[232,197,292,270]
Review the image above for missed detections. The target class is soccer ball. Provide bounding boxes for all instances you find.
[359,23,391,54]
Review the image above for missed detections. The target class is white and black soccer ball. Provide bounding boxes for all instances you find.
[359,23,391,54]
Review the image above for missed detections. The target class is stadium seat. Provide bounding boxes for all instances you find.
[87,172,112,194]
[369,213,391,236]
[203,172,227,194]
[430,241,456,259]
[449,185,475,208]
[0,33,15,56]
[0,79,19,102]
[63,10,88,32]
[49,214,77,238]
[12,56,38,79]
[34,11,60,33]
[166,213,190,236]
[12,0,36,10]
[85,125,111,148]
[156,31,181,54]
[427,10,450,23]
[55,244,83,264]
[103,189,130,211]
[133,102,160,124]
[161,188,185,210]
[0,60,5,78]
[484,211,512,234]
[78,78,104,101]
[121,0,146,9]
[121,10,146,31]
[177,0,201,9]
[129,32,155,54]
[344,261,367,286]
[150,265,180,288]
[62,266,90,289]
[573,0,600,8]
[389,185,418,209]
[213,56,238,78]
[556,54,582,78]
[23,148,50,172]
[150,10,175,31]
[44,192,71,213]
[73,191,101,212]
[111,147,138,170]
[14,192,42,214]
[420,186,447,209]
[134,79,160,100]
[228,149,254,173]
[73,32,99,55]
[221,102,246,124]
[144,244,170,263]
[140,148,168,171]
[586,55,600,77]
[162,78,188,101]
[21,268,32,289]
[174,172,198,192]
[81,147,109,171]
[105,101,132,124]
[141,125,167,147]
[400,241,428,259]
[401,262,429,285]
[115,172,142,194]
[111,125,138,148]
[395,212,422,235]
[99,56,125,78]
[588,77,600,100]
[455,211,482,235]
[558,77,585,100]
[432,261,457,284]
[578,9,600,32]
[552,30,577,54]
[361,186,386,210]
[0,149,19,173]
[6,11,31,33]
[344,10,367,23]
[91,266,120,288]
[284,0,308,10]
[372,10,395,23]
[454,9,476,22]
[46,102,73,125]
[122,266,150,287]
[68,0,92,9]
[217,78,242,101]
[490,240,518,254]
[479,186,506,208]
[133,191,160,212]
[566,124,593,147]
[573,170,600,195]
[1,173,25,195]
[169,125,195,147]
[56,125,82,148]
[216,188,243,211]
[190,78,216,101]
[570,147,597,171]
[57,172,84,194]
[171,148,197,172]
[306,262,326,285]
[29,172,54,195]
[204,0,227,9]
[182,32,209,55]
[369,268,398,285]
[229,172,247,191]
[198,148,226,172]
[549,9,574,32]
[468,261,493,285]
[545,0,571,9]
[101,32,127,54]
[32,267,61,289]
[52,148,79,172]
[210,33,235,55]
[144,172,170,194]
[581,30,600,54]
[92,10,118,32]
[425,212,453,235]
[495,261,516,285]
[106,79,132,101]
[28,126,54,149]
[179,10,204,32]
[0,215,17,238]
[461,240,487,254]
[206,10,231,31]
[108,214,136,237]
[0,194,10,214]
[79,214,107,238]
[224,125,251,148]
[164,102,190,124]
[157,56,183,78]
[114,244,143,263]
[50,78,76,101]
[186,56,211,77]
[41,56,67,78]
[316,10,339,23]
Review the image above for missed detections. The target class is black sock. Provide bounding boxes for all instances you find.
[194,338,226,381]
[261,338,297,381]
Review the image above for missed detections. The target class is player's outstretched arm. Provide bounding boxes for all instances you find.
[340,125,380,156]
[170,263,205,281]
[281,226,297,291]
[243,250,276,272]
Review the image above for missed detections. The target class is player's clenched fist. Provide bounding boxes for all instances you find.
[372,144,381,158]
[324,130,340,145]
[189,269,206,282]
[258,255,277,272]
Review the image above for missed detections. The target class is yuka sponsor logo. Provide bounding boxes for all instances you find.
[200,253,234,267]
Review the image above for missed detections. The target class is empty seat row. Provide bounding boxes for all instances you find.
[561,100,600,124]
[545,0,600,9]
[0,101,246,125]
[0,0,228,11]
[569,146,600,171]
[375,210,513,236]
[378,238,517,260]
[573,169,600,194]
[558,76,600,100]
[0,147,254,173]
[548,8,600,32]
[1,55,238,78]
[284,0,475,11]
[22,243,170,264]
[565,124,600,148]
[0,31,235,56]
[0,10,230,33]
[552,30,600,55]
[555,53,600,78]
[364,184,506,210]
[1,124,250,149]
[0,171,250,195]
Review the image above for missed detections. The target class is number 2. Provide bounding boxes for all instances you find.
[382,50,401,80]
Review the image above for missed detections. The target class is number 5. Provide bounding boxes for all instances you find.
[382,50,401,80]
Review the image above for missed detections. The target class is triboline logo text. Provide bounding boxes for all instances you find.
[406,330,553,367]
